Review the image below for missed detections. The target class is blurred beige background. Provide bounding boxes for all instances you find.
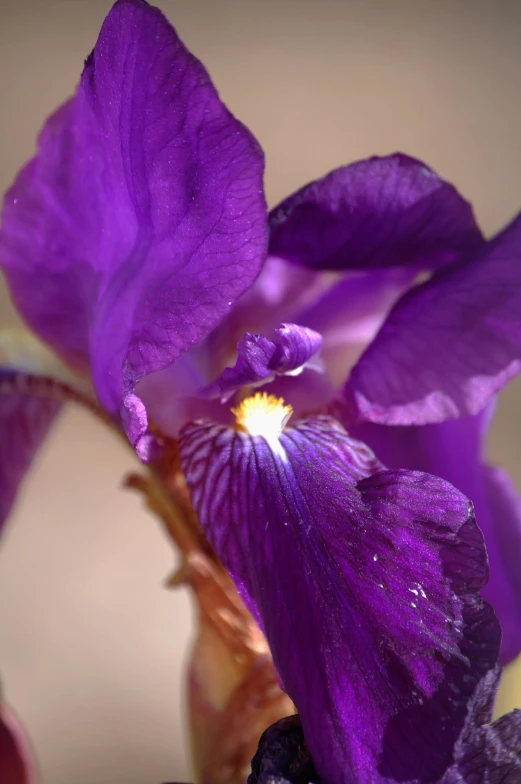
[1,1,521,782]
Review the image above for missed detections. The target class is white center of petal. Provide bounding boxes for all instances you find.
[232,392,293,439]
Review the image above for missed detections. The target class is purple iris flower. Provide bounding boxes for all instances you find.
[1,1,521,782]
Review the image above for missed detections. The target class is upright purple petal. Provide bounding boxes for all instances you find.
[201,324,322,402]
[180,412,499,784]
[0,0,267,449]
[343,212,521,425]
[352,411,521,665]
[210,155,485,394]
[480,466,521,664]
[269,154,483,271]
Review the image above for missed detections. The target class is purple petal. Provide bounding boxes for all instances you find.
[0,707,37,784]
[343,212,521,425]
[0,371,60,533]
[180,413,499,784]
[0,0,267,450]
[201,324,322,402]
[479,466,521,665]
[269,154,483,271]
[352,410,521,666]
[443,667,521,783]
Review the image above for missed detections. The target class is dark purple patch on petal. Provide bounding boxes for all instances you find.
[0,0,267,451]
[343,212,521,425]
[442,667,521,783]
[201,324,322,402]
[269,154,483,272]
[180,414,500,784]
[0,371,60,534]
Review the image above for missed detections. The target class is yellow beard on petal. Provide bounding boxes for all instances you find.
[232,392,293,439]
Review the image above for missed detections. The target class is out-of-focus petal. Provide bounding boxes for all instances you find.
[0,331,65,533]
[201,324,322,402]
[480,466,521,665]
[343,212,521,425]
[0,372,60,532]
[0,0,267,452]
[0,706,37,784]
[180,414,499,784]
[0,328,95,532]
[269,154,483,271]
[442,667,521,783]
[352,411,521,666]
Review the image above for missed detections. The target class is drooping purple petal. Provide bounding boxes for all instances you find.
[180,414,499,784]
[201,324,322,402]
[0,0,267,450]
[0,706,37,784]
[0,371,60,534]
[343,212,521,425]
[442,667,521,783]
[0,330,93,532]
[352,410,521,665]
[269,154,483,271]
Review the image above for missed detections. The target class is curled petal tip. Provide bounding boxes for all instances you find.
[201,323,322,403]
